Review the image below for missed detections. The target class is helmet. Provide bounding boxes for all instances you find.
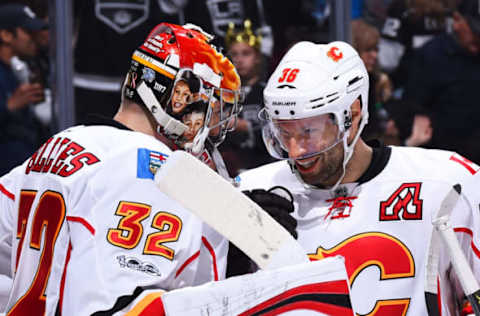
[261,41,369,188]
[123,23,242,154]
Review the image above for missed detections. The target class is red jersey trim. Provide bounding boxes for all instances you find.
[175,251,200,278]
[66,216,95,235]
[0,183,15,201]
[58,241,73,315]
[437,276,442,316]
[454,227,480,259]
[201,236,219,281]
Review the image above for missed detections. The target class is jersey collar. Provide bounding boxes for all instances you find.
[356,140,391,184]
[82,114,131,131]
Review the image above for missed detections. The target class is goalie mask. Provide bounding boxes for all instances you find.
[123,23,242,155]
[261,41,369,189]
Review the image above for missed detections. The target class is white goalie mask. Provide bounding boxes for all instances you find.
[261,41,369,188]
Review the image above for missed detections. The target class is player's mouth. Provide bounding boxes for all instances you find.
[295,157,319,173]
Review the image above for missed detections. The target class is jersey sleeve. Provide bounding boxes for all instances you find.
[378,0,408,72]
[0,166,22,311]
[0,168,17,277]
[380,0,408,43]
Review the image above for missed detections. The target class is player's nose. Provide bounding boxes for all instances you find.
[287,137,307,160]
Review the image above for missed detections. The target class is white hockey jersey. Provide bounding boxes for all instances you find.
[239,144,480,316]
[0,118,228,315]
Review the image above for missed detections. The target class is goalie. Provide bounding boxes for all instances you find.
[0,22,309,315]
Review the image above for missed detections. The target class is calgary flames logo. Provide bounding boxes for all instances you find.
[327,46,343,62]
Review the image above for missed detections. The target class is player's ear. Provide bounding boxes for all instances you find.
[0,29,13,44]
[347,98,362,143]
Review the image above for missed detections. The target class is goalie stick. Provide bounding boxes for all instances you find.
[154,150,309,270]
[426,184,480,316]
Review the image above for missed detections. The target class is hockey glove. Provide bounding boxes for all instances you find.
[242,186,297,239]
[227,186,297,277]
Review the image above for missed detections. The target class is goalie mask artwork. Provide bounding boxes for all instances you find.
[123,23,242,158]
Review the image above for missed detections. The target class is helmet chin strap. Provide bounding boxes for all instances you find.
[191,125,210,155]
[209,142,232,182]
[330,135,351,192]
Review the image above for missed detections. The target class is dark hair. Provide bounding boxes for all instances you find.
[182,101,207,117]
[176,69,200,94]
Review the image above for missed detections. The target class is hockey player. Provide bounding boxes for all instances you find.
[0,23,298,315]
[238,40,480,315]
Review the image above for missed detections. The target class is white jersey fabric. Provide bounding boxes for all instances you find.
[0,166,19,312]
[239,144,480,316]
[0,119,228,315]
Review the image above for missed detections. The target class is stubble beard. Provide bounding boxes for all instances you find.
[297,143,345,189]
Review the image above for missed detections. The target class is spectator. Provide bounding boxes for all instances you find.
[6,0,52,129]
[351,19,392,141]
[219,19,275,176]
[378,0,455,94]
[383,99,433,147]
[363,0,395,29]
[0,3,48,176]
[404,0,480,163]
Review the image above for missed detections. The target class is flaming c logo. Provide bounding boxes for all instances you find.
[327,46,343,62]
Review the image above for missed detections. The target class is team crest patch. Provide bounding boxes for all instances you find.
[379,183,423,221]
[137,148,168,179]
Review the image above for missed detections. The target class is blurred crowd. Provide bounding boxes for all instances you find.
[1,0,479,177]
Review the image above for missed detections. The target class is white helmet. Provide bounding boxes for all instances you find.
[261,41,369,188]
